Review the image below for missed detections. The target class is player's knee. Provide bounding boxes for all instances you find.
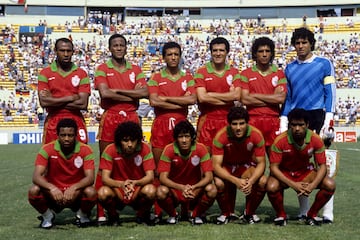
[205,183,217,198]
[214,177,225,191]
[156,185,169,200]
[323,177,336,192]
[258,175,268,189]
[83,186,97,199]
[28,184,41,196]
[142,184,157,199]
[266,177,280,192]
[97,186,113,201]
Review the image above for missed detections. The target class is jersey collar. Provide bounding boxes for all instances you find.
[50,61,78,72]
[54,140,81,159]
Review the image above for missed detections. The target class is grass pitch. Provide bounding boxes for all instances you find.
[0,142,359,240]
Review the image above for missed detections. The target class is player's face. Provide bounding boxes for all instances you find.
[58,127,76,150]
[120,137,138,155]
[176,132,192,152]
[55,41,74,69]
[294,38,312,61]
[211,43,228,65]
[289,119,308,140]
[256,45,272,66]
[164,47,181,69]
[109,37,127,61]
[230,119,247,138]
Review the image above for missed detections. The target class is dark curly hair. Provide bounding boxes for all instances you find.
[251,37,275,63]
[227,106,249,124]
[173,120,196,144]
[114,121,143,147]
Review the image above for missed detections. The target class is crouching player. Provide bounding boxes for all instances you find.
[156,120,217,225]
[28,118,97,229]
[266,108,336,226]
[97,121,156,226]
[212,106,267,225]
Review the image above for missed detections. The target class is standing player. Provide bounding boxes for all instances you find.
[156,120,217,225]
[147,41,196,168]
[147,41,197,222]
[94,33,148,224]
[212,106,267,224]
[97,121,156,226]
[194,37,241,154]
[240,36,287,154]
[267,108,336,226]
[28,118,96,229]
[280,27,336,220]
[38,37,90,144]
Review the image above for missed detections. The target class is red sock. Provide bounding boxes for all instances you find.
[216,185,232,216]
[307,189,334,218]
[157,195,177,217]
[80,196,97,215]
[153,178,163,216]
[95,172,105,218]
[135,196,154,218]
[267,190,286,218]
[245,185,266,215]
[192,193,215,218]
[227,183,237,214]
[103,197,118,219]
[28,193,48,214]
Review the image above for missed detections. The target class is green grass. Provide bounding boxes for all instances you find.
[0,142,359,240]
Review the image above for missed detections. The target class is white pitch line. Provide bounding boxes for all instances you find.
[343,148,360,152]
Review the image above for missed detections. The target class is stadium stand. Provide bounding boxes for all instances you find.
[0,10,360,128]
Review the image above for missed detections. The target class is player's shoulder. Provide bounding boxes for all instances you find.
[273,132,288,145]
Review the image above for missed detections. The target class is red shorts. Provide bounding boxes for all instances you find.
[170,188,203,205]
[97,110,140,142]
[249,116,279,147]
[282,164,315,182]
[42,112,88,144]
[196,114,228,148]
[150,114,186,149]
[114,185,141,205]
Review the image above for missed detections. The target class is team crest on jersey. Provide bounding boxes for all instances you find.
[134,154,143,166]
[247,142,254,151]
[191,155,200,166]
[71,75,80,87]
[181,80,187,91]
[226,75,233,86]
[74,156,83,168]
[308,148,314,156]
[129,72,136,84]
[271,76,279,87]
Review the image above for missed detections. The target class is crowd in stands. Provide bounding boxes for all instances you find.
[0,14,360,126]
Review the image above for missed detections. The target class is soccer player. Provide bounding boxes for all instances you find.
[147,41,196,168]
[212,106,267,224]
[38,37,90,144]
[267,108,336,226]
[156,120,217,225]
[147,41,197,222]
[28,118,96,229]
[94,33,148,224]
[97,121,156,226]
[280,27,336,220]
[194,37,241,154]
[240,36,287,154]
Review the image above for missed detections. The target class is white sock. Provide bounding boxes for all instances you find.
[42,208,54,219]
[322,195,334,221]
[298,195,309,217]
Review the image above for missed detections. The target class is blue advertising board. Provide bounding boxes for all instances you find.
[13,132,96,144]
